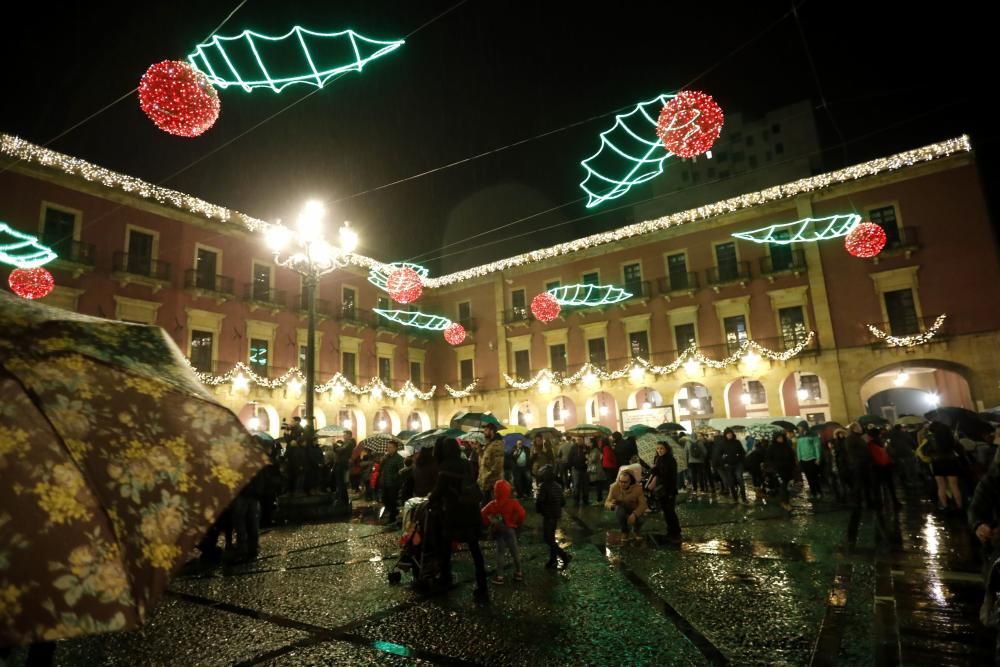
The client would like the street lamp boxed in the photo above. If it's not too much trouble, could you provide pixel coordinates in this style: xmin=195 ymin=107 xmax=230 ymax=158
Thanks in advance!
xmin=266 ymin=200 xmax=358 ymax=441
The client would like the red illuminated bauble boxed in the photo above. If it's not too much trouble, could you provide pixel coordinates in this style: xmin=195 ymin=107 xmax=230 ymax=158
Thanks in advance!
xmin=443 ymin=322 xmax=466 ymax=346
xmin=656 ymin=91 xmax=724 ymax=158
xmin=386 ymin=267 xmax=423 ymax=304
xmin=139 ymin=60 xmax=220 ymax=137
xmin=9 ymin=267 xmax=55 ymax=299
xmin=844 ymin=222 xmax=887 ymax=258
xmin=531 ymin=292 xmax=561 ymax=322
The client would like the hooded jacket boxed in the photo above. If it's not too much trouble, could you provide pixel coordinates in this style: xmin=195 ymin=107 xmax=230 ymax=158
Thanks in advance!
xmin=604 ymin=470 xmax=648 ymax=516
xmin=478 ymin=436 xmax=506 ymax=492
xmin=481 ymin=479 xmax=526 ymax=529
xmin=535 ymin=465 xmax=565 ymax=519
xmin=718 ymin=429 xmax=745 ymax=467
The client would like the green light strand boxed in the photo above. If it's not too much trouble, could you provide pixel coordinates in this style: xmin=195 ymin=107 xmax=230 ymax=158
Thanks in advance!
xmin=0 ymin=222 xmax=58 ymax=269
xmin=187 ymin=26 xmax=404 ymax=92
xmin=367 ymin=262 xmax=429 ymax=291
xmin=579 ymin=94 xmax=675 ymax=208
xmin=548 ymin=284 xmax=632 ymax=307
xmin=730 ymin=214 xmax=862 ymax=244
xmin=373 ymin=308 xmax=452 ymax=331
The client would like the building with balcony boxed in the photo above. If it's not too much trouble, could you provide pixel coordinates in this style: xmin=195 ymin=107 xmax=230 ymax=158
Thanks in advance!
xmin=2 ymin=132 xmax=997 ymax=437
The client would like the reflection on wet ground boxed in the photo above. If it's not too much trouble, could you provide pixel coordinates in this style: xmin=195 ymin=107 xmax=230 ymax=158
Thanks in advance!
xmin=5 ymin=488 xmax=996 ymax=665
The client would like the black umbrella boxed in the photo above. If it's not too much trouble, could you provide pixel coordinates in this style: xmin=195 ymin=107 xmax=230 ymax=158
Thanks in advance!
xmin=925 ymin=407 xmax=979 ymax=428
xmin=525 ymin=427 xmax=561 ymax=440
xmin=857 ymin=415 xmax=890 ymax=427
xmin=771 ymin=420 xmax=796 ymax=431
xmin=656 ymin=422 xmax=684 ymax=432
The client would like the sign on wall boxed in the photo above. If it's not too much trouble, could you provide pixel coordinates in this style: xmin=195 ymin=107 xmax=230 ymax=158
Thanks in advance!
xmin=620 ymin=406 xmax=674 ymax=431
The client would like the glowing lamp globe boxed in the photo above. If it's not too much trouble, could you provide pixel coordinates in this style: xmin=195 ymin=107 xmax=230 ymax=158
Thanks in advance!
xmin=844 ymin=222 xmax=887 ymax=258
xmin=386 ymin=266 xmax=423 ymax=304
xmin=139 ymin=60 xmax=221 ymax=137
xmin=443 ymin=322 xmax=466 ymax=346
xmin=9 ymin=267 xmax=54 ymax=299
xmin=656 ymin=91 xmax=724 ymax=158
xmin=530 ymin=292 xmax=561 ymax=322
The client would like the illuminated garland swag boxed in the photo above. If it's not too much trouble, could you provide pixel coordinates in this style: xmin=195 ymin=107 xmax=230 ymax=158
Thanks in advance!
xmin=867 ymin=314 xmax=946 ymax=347
xmin=504 ymin=333 xmax=816 ymax=390
xmin=187 ymin=360 xmax=436 ymax=400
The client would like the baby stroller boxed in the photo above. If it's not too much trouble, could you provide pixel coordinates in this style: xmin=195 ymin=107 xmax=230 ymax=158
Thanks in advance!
xmin=388 ymin=496 xmax=440 ymax=587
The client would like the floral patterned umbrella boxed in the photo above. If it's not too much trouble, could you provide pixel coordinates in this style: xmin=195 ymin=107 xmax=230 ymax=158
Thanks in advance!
xmin=0 ymin=292 xmax=268 ymax=647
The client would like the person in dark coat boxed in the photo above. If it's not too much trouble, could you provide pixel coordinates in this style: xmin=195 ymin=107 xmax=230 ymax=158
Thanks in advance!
xmin=428 ymin=437 xmax=488 ymax=601
xmin=845 ymin=422 xmax=875 ymax=508
xmin=536 ymin=464 xmax=572 ymax=569
xmin=304 ymin=438 xmax=324 ymax=494
xmin=823 ymin=429 xmax=849 ymax=504
xmin=379 ymin=442 xmax=405 ymax=522
xmin=719 ymin=428 xmax=747 ymax=503
xmin=767 ymin=432 xmax=797 ymax=511
xmin=397 ymin=453 xmax=415 ymax=508
xmin=412 ymin=446 xmax=439 ymax=497
xmin=652 ymin=442 xmax=681 ymax=542
xmin=285 ymin=439 xmax=307 ymax=495
xmin=745 ymin=439 xmax=768 ymax=500
xmin=613 ymin=434 xmax=632 ymax=469
xmin=568 ymin=440 xmax=591 ymax=506
xmin=332 ymin=437 xmax=353 ymax=506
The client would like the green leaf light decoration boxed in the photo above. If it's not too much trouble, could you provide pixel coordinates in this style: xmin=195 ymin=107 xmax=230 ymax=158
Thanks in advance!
xmin=367 ymin=262 xmax=429 ymax=291
xmin=548 ymin=284 xmax=632 ymax=307
xmin=187 ymin=27 xmax=404 ymax=92
xmin=373 ymin=308 xmax=453 ymax=331
xmin=579 ymin=94 xmax=675 ymax=208
xmin=730 ymin=214 xmax=861 ymax=245
xmin=0 ymin=222 xmax=58 ymax=269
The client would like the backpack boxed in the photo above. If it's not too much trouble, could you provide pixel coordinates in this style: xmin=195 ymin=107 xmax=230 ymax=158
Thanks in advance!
xmin=690 ymin=440 xmax=707 ymax=461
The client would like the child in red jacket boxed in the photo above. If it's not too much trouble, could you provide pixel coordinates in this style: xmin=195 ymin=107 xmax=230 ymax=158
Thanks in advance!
xmin=481 ymin=479 xmax=526 ymax=584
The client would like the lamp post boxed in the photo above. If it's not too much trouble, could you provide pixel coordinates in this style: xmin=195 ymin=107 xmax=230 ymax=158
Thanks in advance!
xmin=266 ymin=201 xmax=358 ymax=441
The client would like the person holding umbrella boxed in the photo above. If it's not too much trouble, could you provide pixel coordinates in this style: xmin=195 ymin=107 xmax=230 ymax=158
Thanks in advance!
xmin=477 ymin=420 xmax=506 ymax=505
xmin=379 ymin=441 xmax=405 ymax=523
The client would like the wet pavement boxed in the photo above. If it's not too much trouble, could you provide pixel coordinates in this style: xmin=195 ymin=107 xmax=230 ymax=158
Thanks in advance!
xmin=4 ymin=485 xmax=995 ymax=666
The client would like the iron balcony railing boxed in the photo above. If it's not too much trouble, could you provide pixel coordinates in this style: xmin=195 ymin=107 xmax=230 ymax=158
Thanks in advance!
xmin=657 ymin=272 xmax=700 ymax=294
xmin=112 ymin=251 xmax=171 ymax=281
xmin=244 ymin=284 xmax=286 ymax=307
xmin=51 ymin=239 xmax=96 ymax=266
xmin=706 ymin=261 xmax=752 ymax=286
xmin=184 ymin=269 xmax=234 ymax=295
xmin=759 ymin=248 xmax=807 ymax=275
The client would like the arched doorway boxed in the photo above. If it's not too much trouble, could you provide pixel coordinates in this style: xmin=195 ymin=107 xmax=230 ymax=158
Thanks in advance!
xmin=627 ymin=387 xmax=664 ymax=410
xmin=724 ymin=378 xmax=768 ymax=419
xmin=780 ymin=371 xmax=831 ymax=425
xmin=338 ymin=405 xmax=366 ymax=440
xmin=405 ymin=410 xmax=431 ymax=433
xmin=584 ymin=391 xmax=619 ymax=430
xmin=859 ymin=362 xmax=973 ymax=424
xmin=510 ymin=401 xmax=539 ymax=428
xmin=547 ymin=395 xmax=577 ymax=429
xmin=674 ymin=382 xmax=713 ymax=432
xmin=238 ymin=401 xmax=280 ymax=436
xmin=373 ymin=407 xmax=401 ymax=434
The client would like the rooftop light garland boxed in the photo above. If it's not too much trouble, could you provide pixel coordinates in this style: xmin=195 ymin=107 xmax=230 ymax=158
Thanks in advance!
xmin=867 ymin=314 xmax=946 ymax=347
xmin=503 ymin=333 xmax=815 ymax=390
xmin=0 ymin=134 xmax=970 ymax=287
xmin=186 ymin=360 xmax=435 ymax=399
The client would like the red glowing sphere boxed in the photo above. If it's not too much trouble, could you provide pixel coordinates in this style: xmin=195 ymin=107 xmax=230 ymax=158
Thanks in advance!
xmin=443 ymin=322 xmax=466 ymax=346
xmin=139 ymin=60 xmax=220 ymax=137
xmin=531 ymin=292 xmax=561 ymax=322
xmin=386 ymin=267 xmax=423 ymax=304
xmin=656 ymin=91 xmax=724 ymax=158
xmin=9 ymin=267 xmax=55 ymax=299
xmin=844 ymin=222 xmax=887 ymax=258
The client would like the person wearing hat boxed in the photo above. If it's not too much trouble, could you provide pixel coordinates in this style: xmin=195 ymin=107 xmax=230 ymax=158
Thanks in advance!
xmin=477 ymin=421 xmax=506 ymax=505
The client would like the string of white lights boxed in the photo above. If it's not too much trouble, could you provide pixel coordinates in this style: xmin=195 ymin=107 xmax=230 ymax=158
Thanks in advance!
xmin=867 ymin=314 xmax=946 ymax=347
xmin=0 ymin=134 xmax=970 ymax=290
xmin=186 ymin=359 xmax=435 ymax=400
xmin=444 ymin=379 xmax=480 ymax=398
xmin=504 ymin=333 xmax=815 ymax=390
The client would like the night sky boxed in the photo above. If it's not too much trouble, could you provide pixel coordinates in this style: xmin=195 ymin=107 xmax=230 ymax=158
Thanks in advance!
xmin=1 ymin=1 xmax=994 ymax=273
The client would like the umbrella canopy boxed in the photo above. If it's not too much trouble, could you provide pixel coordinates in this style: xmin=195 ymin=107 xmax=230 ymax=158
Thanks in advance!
xmin=499 ymin=425 xmax=528 ymax=436
xmin=980 ymin=413 xmax=1000 ymax=425
xmin=503 ymin=433 xmax=530 ymax=452
xmin=396 ymin=430 xmax=418 ymax=441
xmin=656 ymin=422 xmax=685 ymax=432
xmin=771 ymin=420 xmax=797 ymax=431
xmin=450 ymin=412 xmax=504 ymax=431
xmin=923 ymin=407 xmax=992 ymax=437
xmin=525 ymin=427 xmax=562 ymax=441
xmin=315 ymin=424 xmax=351 ymax=439
xmin=565 ymin=424 xmax=612 ymax=437
xmin=857 ymin=415 xmax=889 ymax=427
xmin=250 ymin=431 xmax=275 ymax=444
xmin=807 ymin=421 xmax=842 ymax=438
xmin=359 ymin=433 xmax=403 ymax=456
xmin=748 ymin=423 xmax=783 ymax=440
xmin=896 ymin=415 xmax=927 ymax=426
xmin=406 ymin=428 xmax=464 ymax=451
xmin=459 ymin=430 xmax=488 ymax=446
xmin=0 ymin=293 xmax=268 ymax=647
xmin=626 ymin=424 xmax=657 ymax=437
